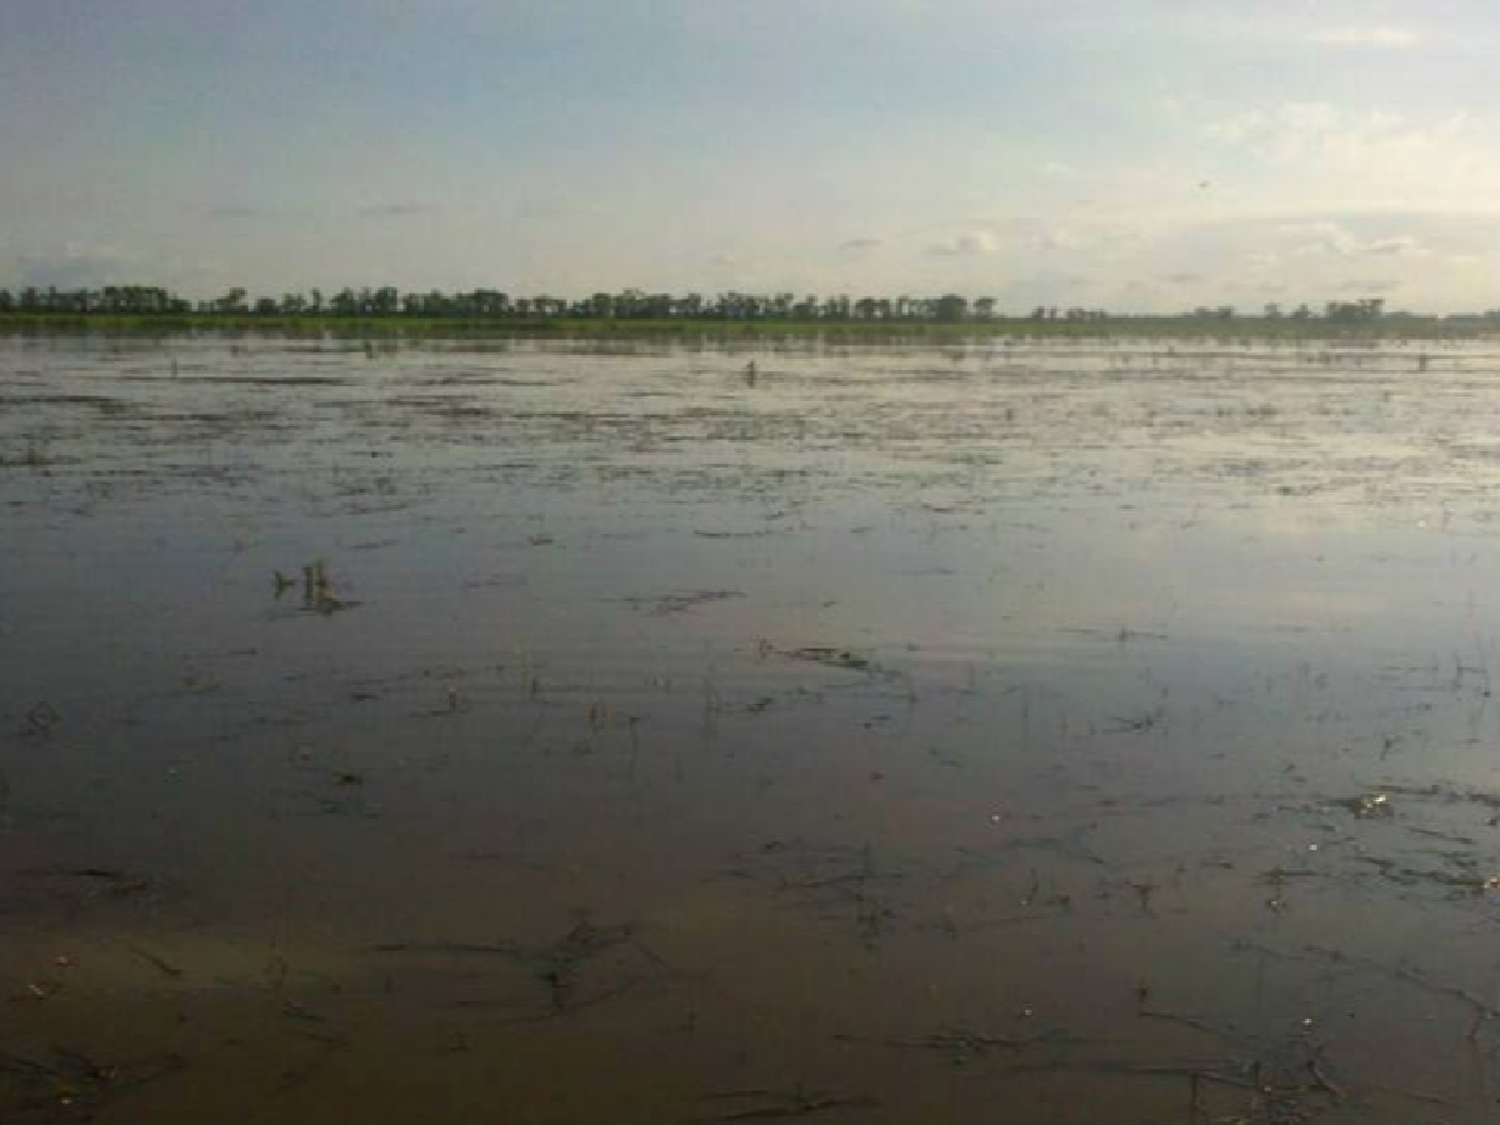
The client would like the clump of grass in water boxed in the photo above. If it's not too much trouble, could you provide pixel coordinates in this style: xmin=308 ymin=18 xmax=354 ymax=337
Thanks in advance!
xmin=272 ymin=559 xmax=356 ymax=614
xmin=303 ymin=560 xmax=345 ymax=613
xmin=0 ymin=441 xmax=51 ymax=468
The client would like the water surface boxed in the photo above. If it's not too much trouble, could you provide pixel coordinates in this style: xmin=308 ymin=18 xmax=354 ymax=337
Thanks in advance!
xmin=3 ymin=333 xmax=1500 ymax=1122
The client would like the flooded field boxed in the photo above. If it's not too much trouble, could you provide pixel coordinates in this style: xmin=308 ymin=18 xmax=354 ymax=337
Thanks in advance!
xmin=6 ymin=332 xmax=1500 ymax=1122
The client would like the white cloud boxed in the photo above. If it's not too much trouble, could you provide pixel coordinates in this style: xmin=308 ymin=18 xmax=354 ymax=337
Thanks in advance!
xmin=1277 ymin=222 xmax=1434 ymax=259
xmin=1028 ymin=227 xmax=1082 ymax=252
xmin=1189 ymin=100 xmax=1496 ymax=217
xmin=1122 ymin=208 xmax=1500 ymax=312
xmin=1200 ymin=102 xmax=1417 ymax=163
xmin=1309 ymin=27 xmax=1424 ymax=48
xmin=1363 ymin=235 xmax=1429 ymax=257
xmin=927 ymin=231 xmax=997 ymax=258
xmin=1334 ymin=277 xmax=1400 ymax=293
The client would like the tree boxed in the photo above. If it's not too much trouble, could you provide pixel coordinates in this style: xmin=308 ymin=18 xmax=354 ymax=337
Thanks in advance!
xmin=935 ymin=295 xmax=969 ymax=322
xmin=214 ymin=287 xmax=248 ymax=314
xmin=1325 ymin=299 xmax=1384 ymax=323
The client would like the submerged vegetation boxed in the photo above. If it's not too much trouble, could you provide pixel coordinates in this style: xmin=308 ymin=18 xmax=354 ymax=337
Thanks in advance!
xmin=2 ymin=284 xmax=1499 ymax=337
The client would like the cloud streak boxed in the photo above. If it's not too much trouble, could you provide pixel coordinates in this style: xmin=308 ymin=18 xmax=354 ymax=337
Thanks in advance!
xmin=1308 ymin=27 xmax=1425 ymax=48
xmin=927 ymin=232 xmax=996 ymax=258
xmin=356 ymin=202 xmax=439 ymax=218
xmin=207 ymin=204 xmax=265 ymax=220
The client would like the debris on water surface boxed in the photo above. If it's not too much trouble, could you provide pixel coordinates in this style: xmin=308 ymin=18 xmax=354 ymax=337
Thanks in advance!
xmin=703 ymin=1085 xmax=876 ymax=1121
xmin=623 ymin=590 xmax=743 ymax=616
xmin=1329 ymin=793 xmax=1394 ymax=819
xmin=782 ymin=647 xmax=874 ymax=672
xmin=0 ymin=1046 xmax=186 ymax=1119
xmin=24 ymin=701 xmax=61 ymax=737
xmin=130 ymin=946 xmax=184 ymax=979
xmin=370 ymin=915 xmax=644 ymax=1019
xmin=836 ymin=1025 xmax=1072 ymax=1066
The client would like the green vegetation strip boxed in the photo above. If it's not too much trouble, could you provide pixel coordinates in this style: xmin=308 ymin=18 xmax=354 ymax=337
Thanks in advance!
xmin=0 ymin=313 xmax=1491 ymax=340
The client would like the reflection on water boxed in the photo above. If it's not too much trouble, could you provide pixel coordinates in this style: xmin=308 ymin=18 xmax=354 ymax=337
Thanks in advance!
xmin=3 ymin=333 xmax=1500 ymax=1121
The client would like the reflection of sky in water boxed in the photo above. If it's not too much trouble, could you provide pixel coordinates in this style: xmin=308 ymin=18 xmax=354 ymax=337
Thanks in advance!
xmin=6 ymin=336 xmax=1499 ymax=775
xmin=7 ymin=334 xmax=1500 ymax=707
xmin=7 ymin=336 xmax=1500 ymax=1120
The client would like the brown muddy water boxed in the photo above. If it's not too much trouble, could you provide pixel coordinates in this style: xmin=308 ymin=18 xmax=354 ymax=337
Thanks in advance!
xmin=3 ymin=333 xmax=1500 ymax=1123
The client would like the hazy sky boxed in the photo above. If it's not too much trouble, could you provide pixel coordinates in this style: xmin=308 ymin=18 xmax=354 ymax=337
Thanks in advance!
xmin=2 ymin=0 xmax=1497 ymax=311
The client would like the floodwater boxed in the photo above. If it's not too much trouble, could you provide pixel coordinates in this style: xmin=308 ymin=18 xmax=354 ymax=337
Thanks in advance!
xmin=3 ymin=332 xmax=1500 ymax=1123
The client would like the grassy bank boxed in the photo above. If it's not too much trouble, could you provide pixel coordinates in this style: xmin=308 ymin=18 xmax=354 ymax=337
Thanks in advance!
xmin=0 ymin=311 xmax=1491 ymax=341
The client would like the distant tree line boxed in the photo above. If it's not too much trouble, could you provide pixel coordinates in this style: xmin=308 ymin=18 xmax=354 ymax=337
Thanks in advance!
xmin=0 ymin=286 xmax=1003 ymax=321
xmin=1195 ymin=298 xmax=1390 ymax=323
xmin=0 ymin=285 xmax=1494 ymax=324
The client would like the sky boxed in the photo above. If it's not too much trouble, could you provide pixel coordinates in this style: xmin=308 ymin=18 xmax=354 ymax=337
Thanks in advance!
xmin=1 ymin=0 xmax=1498 ymax=312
